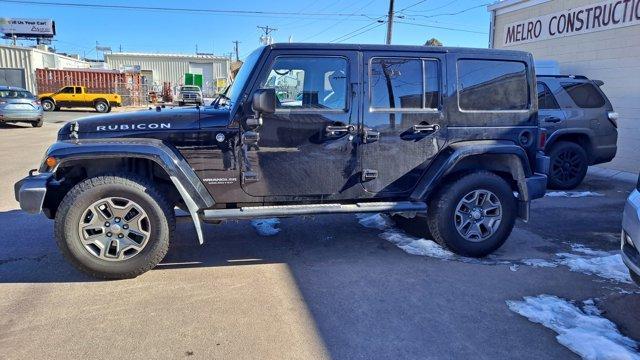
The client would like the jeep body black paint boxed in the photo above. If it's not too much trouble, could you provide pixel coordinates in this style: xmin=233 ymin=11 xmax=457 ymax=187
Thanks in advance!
xmin=15 ymin=43 xmax=550 ymax=279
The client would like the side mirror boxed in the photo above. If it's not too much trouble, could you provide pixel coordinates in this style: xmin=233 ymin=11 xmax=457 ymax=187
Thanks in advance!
xmin=252 ymin=88 xmax=276 ymax=115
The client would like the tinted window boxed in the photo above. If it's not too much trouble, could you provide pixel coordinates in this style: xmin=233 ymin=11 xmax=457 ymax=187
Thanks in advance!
xmin=370 ymin=58 xmax=440 ymax=110
xmin=262 ymin=57 xmax=347 ymax=110
xmin=457 ymin=59 xmax=529 ymax=111
xmin=0 ymin=90 xmax=34 ymax=99
xmin=561 ymin=82 xmax=605 ymax=108
xmin=59 ymin=87 xmax=74 ymax=94
xmin=536 ymin=82 xmax=559 ymax=109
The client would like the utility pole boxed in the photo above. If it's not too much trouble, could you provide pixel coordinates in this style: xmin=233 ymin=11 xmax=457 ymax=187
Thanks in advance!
xmin=232 ymin=40 xmax=240 ymax=61
xmin=257 ymin=25 xmax=277 ymax=45
xmin=385 ymin=0 xmax=395 ymax=45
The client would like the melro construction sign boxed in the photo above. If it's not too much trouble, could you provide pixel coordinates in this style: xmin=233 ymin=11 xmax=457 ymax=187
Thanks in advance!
xmin=502 ymin=0 xmax=640 ymax=46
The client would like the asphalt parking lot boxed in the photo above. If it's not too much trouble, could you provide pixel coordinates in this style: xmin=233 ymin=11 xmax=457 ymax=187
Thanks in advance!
xmin=1 ymin=110 xmax=639 ymax=359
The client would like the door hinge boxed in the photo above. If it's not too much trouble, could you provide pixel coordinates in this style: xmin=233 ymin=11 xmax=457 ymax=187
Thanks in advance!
xmin=242 ymin=171 xmax=259 ymax=183
xmin=362 ymin=169 xmax=378 ymax=182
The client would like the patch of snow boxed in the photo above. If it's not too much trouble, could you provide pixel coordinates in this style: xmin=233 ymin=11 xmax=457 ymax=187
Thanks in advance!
xmin=522 ymin=258 xmax=558 ymax=268
xmin=507 ymin=295 xmax=640 ymax=360
xmin=250 ymin=218 xmax=281 ymax=236
xmin=510 ymin=264 xmax=519 ymax=272
xmin=379 ymin=229 xmax=455 ymax=260
xmin=545 ymin=191 xmax=604 ymax=198
xmin=582 ymin=299 xmax=602 ymax=316
xmin=557 ymin=252 xmax=632 ymax=284
xmin=571 ymin=244 xmax=611 ymax=257
xmin=356 ymin=213 xmax=393 ymax=230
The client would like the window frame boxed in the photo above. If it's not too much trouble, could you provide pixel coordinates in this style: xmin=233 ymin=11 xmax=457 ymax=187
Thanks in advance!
xmin=368 ymin=56 xmax=442 ymax=113
xmin=261 ymin=55 xmax=350 ymax=113
xmin=456 ymin=58 xmax=531 ymax=113
xmin=536 ymin=81 xmax=560 ymax=110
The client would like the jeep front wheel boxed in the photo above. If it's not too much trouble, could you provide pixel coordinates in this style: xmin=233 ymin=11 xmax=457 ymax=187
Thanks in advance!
xmin=427 ymin=171 xmax=516 ymax=257
xmin=94 ymin=100 xmax=109 ymax=113
xmin=54 ymin=174 xmax=174 ymax=279
xmin=41 ymin=99 xmax=55 ymax=112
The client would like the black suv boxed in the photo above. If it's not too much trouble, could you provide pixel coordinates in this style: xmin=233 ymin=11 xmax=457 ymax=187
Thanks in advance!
xmin=15 ymin=44 xmax=548 ymax=279
xmin=537 ymin=75 xmax=618 ymax=189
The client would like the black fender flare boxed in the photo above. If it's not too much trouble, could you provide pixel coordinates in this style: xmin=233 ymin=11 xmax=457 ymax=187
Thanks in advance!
xmin=44 ymin=139 xmax=214 ymax=243
xmin=410 ymin=140 xmax=536 ymax=202
xmin=545 ymin=128 xmax=595 ymax=152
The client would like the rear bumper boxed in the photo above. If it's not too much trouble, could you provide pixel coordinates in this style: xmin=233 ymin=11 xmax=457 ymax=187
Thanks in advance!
xmin=591 ymin=144 xmax=617 ymax=165
xmin=622 ymin=190 xmax=640 ymax=278
xmin=14 ymin=172 xmax=53 ymax=214
xmin=526 ymin=151 xmax=549 ymax=200
xmin=0 ymin=109 xmax=43 ymax=121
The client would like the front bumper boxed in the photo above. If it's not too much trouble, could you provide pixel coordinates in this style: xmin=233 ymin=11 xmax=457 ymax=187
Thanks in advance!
xmin=14 ymin=171 xmax=53 ymax=214
xmin=622 ymin=190 xmax=640 ymax=277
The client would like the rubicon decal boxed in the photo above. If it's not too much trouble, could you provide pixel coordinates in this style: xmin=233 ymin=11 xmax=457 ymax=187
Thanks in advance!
xmin=96 ymin=123 xmax=171 ymax=131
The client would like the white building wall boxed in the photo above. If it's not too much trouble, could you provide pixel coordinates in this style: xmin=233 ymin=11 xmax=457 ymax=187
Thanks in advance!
xmin=0 ymin=45 xmax=89 ymax=93
xmin=104 ymin=53 xmax=230 ymax=95
xmin=490 ymin=0 xmax=640 ymax=173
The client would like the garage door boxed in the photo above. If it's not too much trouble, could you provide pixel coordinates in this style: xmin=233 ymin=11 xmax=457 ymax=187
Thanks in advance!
xmin=0 ymin=68 xmax=26 ymax=89
xmin=189 ymin=62 xmax=213 ymax=95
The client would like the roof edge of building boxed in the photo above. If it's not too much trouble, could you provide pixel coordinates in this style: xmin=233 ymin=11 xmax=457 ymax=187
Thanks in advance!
xmin=104 ymin=52 xmax=229 ymax=60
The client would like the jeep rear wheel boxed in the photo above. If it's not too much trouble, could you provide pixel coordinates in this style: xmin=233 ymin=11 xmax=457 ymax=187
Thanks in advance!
xmin=94 ymin=100 xmax=109 ymax=113
xmin=548 ymin=141 xmax=588 ymax=190
xmin=41 ymin=99 xmax=55 ymax=112
xmin=427 ymin=171 xmax=516 ymax=257
xmin=54 ymin=174 xmax=174 ymax=279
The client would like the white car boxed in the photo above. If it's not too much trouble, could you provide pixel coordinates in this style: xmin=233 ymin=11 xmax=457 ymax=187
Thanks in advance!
xmin=177 ymin=86 xmax=202 ymax=106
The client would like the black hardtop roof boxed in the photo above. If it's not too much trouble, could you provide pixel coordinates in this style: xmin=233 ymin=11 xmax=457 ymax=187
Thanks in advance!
xmin=266 ymin=43 xmax=531 ymax=58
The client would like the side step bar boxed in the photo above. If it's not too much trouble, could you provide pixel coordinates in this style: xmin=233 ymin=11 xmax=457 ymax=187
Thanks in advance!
xmin=203 ymin=201 xmax=427 ymax=220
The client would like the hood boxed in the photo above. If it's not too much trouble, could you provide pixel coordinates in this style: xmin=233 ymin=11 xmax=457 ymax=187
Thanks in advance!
xmin=57 ymin=106 xmax=229 ymax=140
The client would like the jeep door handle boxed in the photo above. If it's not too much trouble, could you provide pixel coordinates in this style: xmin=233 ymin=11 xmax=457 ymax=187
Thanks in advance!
xmin=412 ymin=124 xmax=440 ymax=134
xmin=543 ymin=116 xmax=561 ymax=123
xmin=325 ymin=125 xmax=355 ymax=137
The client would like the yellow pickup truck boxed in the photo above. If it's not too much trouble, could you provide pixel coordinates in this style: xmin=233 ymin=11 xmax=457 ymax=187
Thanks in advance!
xmin=39 ymin=86 xmax=121 ymax=113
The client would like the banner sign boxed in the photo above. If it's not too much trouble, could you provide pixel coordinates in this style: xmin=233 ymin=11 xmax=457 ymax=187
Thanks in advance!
xmin=0 ymin=18 xmax=56 ymax=37
xmin=502 ymin=0 xmax=640 ymax=46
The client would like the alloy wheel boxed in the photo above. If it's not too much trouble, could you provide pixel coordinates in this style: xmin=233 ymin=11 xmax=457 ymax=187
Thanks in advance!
xmin=454 ymin=189 xmax=503 ymax=242
xmin=78 ymin=197 xmax=151 ymax=261
xmin=551 ymin=149 xmax=583 ymax=185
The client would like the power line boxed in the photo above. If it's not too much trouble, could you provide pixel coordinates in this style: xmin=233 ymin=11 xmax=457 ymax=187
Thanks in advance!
xmin=408 ymin=3 xmax=490 ymax=19
xmin=394 ymin=20 xmax=488 ymax=34
xmin=300 ymin=0 xmax=378 ymax=42
xmin=0 ymin=0 xmax=383 ymax=18
xmin=335 ymin=22 xmax=386 ymax=43
xmin=330 ymin=21 xmax=385 ymax=43
xmin=401 ymin=0 xmax=461 ymax=13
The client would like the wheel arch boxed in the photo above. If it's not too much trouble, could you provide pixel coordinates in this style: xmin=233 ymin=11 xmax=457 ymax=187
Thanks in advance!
xmin=546 ymin=129 xmax=594 ymax=162
xmin=411 ymin=140 xmax=539 ymax=218
xmin=42 ymin=140 xmax=213 ymax=243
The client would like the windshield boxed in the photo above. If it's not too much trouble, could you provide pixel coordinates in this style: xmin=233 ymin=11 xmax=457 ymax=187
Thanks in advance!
xmin=0 ymin=90 xmax=35 ymax=99
xmin=227 ymin=47 xmax=264 ymax=105
xmin=180 ymin=86 xmax=200 ymax=92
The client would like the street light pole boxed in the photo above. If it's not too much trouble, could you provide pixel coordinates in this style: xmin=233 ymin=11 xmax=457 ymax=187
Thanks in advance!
xmin=385 ymin=0 xmax=395 ymax=45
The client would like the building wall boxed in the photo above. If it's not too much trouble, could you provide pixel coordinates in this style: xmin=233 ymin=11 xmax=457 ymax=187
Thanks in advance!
xmin=0 ymin=45 xmax=89 ymax=93
xmin=104 ymin=53 xmax=230 ymax=95
xmin=491 ymin=0 xmax=640 ymax=173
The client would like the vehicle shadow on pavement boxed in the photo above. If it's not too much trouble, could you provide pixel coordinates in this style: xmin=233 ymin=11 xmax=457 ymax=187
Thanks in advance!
xmin=0 ymin=210 xmax=94 ymax=283
xmin=0 ymin=123 xmax=30 ymax=130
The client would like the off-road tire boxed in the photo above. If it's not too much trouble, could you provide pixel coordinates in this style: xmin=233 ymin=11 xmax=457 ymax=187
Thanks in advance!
xmin=41 ymin=99 xmax=55 ymax=112
xmin=94 ymin=100 xmax=110 ymax=113
xmin=54 ymin=174 xmax=175 ymax=279
xmin=427 ymin=171 xmax=516 ymax=257
xmin=548 ymin=141 xmax=588 ymax=190
xmin=31 ymin=118 xmax=44 ymax=127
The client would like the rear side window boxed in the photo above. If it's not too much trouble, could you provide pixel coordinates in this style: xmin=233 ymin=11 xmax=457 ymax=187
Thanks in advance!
xmin=369 ymin=57 xmax=440 ymax=110
xmin=457 ymin=59 xmax=529 ymax=111
xmin=561 ymin=82 xmax=605 ymax=108
xmin=536 ymin=82 xmax=559 ymax=109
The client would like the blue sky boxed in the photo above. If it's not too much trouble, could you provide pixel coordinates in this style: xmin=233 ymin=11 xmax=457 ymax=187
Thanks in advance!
xmin=1 ymin=0 xmax=491 ymax=59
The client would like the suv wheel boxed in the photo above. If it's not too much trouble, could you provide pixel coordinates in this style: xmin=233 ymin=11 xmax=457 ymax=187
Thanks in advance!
xmin=54 ymin=174 xmax=174 ymax=279
xmin=427 ymin=171 xmax=516 ymax=257
xmin=548 ymin=141 xmax=588 ymax=190
xmin=41 ymin=99 xmax=55 ymax=112
xmin=94 ymin=100 xmax=109 ymax=113
xmin=31 ymin=118 xmax=44 ymax=127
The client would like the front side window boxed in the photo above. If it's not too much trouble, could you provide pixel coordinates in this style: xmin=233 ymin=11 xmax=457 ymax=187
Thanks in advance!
xmin=561 ymin=82 xmax=605 ymax=108
xmin=261 ymin=56 xmax=347 ymax=110
xmin=457 ymin=59 xmax=529 ymax=111
xmin=536 ymin=82 xmax=559 ymax=109
xmin=369 ymin=58 xmax=440 ymax=110
xmin=60 ymin=87 xmax=74 ymax=94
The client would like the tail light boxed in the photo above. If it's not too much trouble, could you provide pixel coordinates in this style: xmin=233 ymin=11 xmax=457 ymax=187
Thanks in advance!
xmin=32 ymin=100 xmax=40 ymax=106
xmin=538 ymin=128 xmax=547 ymax=150
xmin=608 ymin=111 xmax=619 ymax=128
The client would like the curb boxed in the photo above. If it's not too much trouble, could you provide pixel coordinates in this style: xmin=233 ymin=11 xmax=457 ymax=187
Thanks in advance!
xmin=588 ymin=166 xmax=638 ymax=184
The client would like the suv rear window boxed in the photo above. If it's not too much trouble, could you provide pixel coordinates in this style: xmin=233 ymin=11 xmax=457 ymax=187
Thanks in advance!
xmin=457 ymin=59 xmax=529 ymax=111
xmin=561 ymin=82 xmax=605 ymax=108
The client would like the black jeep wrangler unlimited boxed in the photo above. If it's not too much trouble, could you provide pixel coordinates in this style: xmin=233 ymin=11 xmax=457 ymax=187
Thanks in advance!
xmin=15 ymin=44 xmax=549 ymax=279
